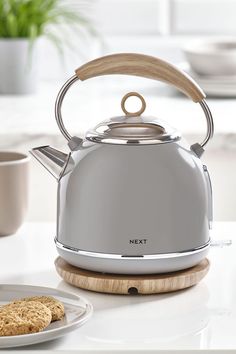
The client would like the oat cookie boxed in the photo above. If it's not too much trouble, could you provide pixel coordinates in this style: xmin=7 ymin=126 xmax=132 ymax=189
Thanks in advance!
xmin=16 ymin=296 xmax=65 ymax=322
xmin=0 ymin=301 xmax=52 ymax=336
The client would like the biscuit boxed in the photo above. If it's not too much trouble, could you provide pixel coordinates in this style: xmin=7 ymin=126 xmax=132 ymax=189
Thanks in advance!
xmin=15 ymin=296 xmax=65 ymax=322
xmin=0 ymin=301 xmax=52 ymax=336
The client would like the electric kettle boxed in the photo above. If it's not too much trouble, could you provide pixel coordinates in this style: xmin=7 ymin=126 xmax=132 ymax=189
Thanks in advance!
xmin=30 ymin=53 xmax=214 ymax=274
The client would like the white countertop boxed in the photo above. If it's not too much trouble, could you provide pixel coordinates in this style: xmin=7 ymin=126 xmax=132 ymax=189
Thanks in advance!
xmin=0 ymin=222 xmax=235 ymax=352
xmin=1 ymin=79 xmax=236 ymax=151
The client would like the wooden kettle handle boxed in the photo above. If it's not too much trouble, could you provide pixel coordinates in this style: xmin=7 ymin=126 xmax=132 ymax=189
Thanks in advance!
xmin=75 ymin=53 xmax=205 ymax=103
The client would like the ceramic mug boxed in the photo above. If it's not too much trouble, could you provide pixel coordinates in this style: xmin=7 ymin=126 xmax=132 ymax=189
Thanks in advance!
xmin=0 ymin=152 xmax=30 ymax=236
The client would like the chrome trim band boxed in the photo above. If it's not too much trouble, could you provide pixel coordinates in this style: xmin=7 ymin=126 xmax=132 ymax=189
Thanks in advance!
xmin=85 ymin=132 xmax=181 ymax=145
xmin=55 ymin=238 xmax=211 ymax=260
xmin=54 ymin=76 xmax=214 ymax=148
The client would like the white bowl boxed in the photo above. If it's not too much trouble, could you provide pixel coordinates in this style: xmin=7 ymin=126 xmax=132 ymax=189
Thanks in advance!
xmin=183 ymin=40 xmax=236 ymax=76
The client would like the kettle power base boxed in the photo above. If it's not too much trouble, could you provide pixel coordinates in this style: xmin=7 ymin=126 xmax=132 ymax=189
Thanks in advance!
xmin=55 ymin=257 xmax=210 ymax=295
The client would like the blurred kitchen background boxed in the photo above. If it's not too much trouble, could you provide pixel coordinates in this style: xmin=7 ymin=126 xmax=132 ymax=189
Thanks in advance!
xmin=0 ymin=0 xmax=236 ymax=221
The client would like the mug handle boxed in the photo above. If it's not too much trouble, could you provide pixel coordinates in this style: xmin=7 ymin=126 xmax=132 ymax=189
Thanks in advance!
xmin=55 ymin=53 xmax=213 ymax=153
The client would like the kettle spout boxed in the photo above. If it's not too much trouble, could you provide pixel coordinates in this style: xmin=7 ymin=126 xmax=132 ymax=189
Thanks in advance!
xmin=30 ymin=145 xmax=73 ymax=180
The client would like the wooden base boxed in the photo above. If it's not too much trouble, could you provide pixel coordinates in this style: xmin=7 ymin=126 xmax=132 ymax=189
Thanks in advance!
xmin=55 ymin=257 xmax=210 ymax=295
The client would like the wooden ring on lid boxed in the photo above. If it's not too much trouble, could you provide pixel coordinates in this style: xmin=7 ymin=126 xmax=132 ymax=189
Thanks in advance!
xmin=121 ymin=92 xmax=146 ymax=116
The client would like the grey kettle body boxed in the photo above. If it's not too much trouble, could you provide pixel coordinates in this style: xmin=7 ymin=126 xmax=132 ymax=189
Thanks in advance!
xmin=31 ymin=53 xmax=214 ymax=274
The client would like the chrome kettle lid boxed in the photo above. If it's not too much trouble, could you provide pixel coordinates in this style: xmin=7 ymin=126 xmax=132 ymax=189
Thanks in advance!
xmin=86 ymin=92 xmax=181 ymax=145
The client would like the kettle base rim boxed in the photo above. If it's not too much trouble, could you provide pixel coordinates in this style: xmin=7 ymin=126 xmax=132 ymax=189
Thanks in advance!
xmin=55 ymin=239 xmax=210 ymax=275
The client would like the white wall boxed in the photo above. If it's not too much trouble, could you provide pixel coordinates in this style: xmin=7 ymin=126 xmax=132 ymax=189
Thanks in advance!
xmin=38 ymin=0 xmax=236 ymax=80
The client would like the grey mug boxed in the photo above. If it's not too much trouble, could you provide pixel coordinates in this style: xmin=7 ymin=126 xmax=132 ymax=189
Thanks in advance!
xmin=0 ymin=152 xmax=30 ymax=236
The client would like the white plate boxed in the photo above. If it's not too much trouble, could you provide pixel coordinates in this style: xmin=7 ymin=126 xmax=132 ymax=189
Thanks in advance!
xmin=0 ymin=284 xmax=93 ymax=348
xmin=179 ymin=62 xmax=236 ymax=97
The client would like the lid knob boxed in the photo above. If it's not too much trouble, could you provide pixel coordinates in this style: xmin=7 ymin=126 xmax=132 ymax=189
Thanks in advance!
xmin=121 ymin=92 xmax=146 ymax=116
